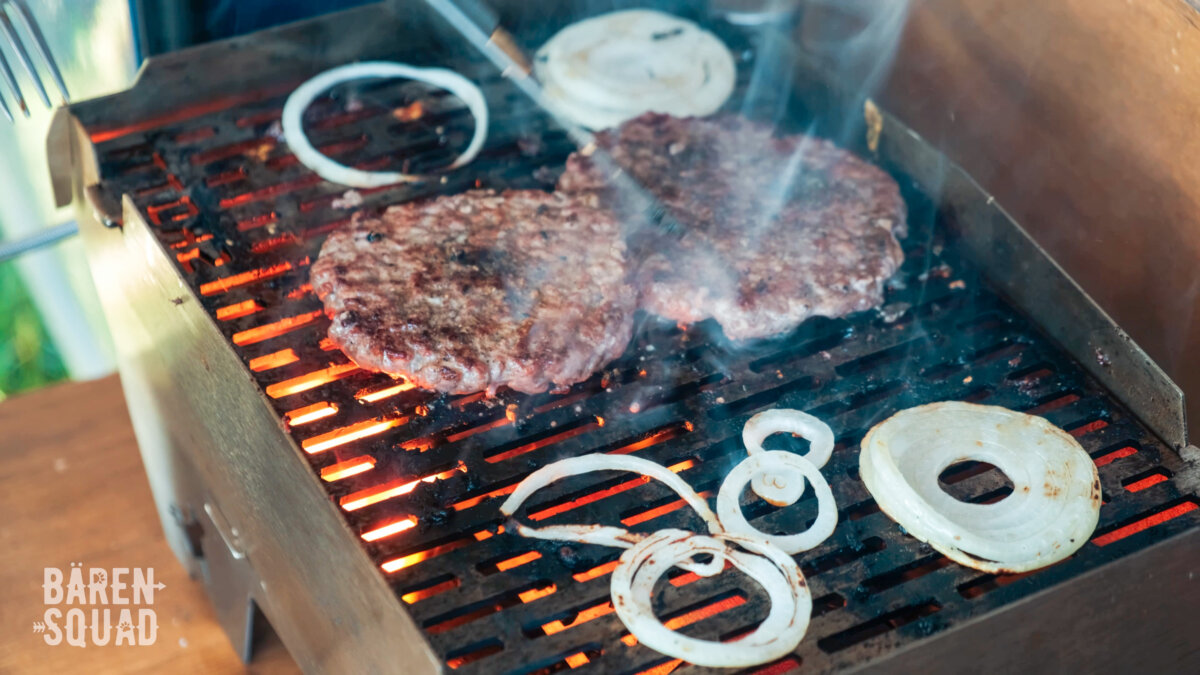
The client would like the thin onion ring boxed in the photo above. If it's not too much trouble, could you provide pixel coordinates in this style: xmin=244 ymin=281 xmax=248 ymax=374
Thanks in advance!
xmin=281 ymin=62 xmax=488 ymax=187
xmin=742 ymin=408 xmax=835 ymax=505
xmin=499 ymin=454 xmax=721 ymax=545
xmin=610 ymin=529 xmax=811 ymax=667
xmin=716 ymin=451 xmax=838 ymax=554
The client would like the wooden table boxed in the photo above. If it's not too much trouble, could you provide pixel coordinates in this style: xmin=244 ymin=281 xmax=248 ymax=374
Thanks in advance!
xmin=0 ymin=375 xmax=299 ymax=674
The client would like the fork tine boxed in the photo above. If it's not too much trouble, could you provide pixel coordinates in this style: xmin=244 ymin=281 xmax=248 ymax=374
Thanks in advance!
xmin=0 ymin=9 xmax=49 ymax=108
xmin=5 ymin=0 xmax=68 ymax=102
xmin=0 ymin=88 xmax=13 ymax=123
xmin=0 ymin=45 xmax=28 ymax=117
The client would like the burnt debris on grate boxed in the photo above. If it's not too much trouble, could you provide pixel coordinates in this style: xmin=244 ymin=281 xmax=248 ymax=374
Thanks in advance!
xmin=89 ymin=47 xmax=1200 ymax=675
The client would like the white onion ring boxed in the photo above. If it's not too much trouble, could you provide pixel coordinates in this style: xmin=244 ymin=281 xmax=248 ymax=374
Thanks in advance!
xmin=281 ymin=62 xmax=488 ymax=187
xmin=717 ymin=451 xmax=838 ymax=554
xmin=610 ymin=529 xmax=811 ymax=667
xmin=743 ymin=408 xmax=835 ymax=505
xmin=859 ymin=401 xmax=1102 ymax=573
xmin=534 ymin=10 xmax=736 ymax=129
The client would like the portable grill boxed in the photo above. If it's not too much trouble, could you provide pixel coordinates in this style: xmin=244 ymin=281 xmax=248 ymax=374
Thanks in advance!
xmin=47 ymin=2 xmax=1200 ymax=673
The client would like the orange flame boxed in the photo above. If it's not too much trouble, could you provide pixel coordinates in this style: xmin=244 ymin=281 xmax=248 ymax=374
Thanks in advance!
xmin=636 ymin=659 xmax=684 ymax=675
xmin=542 ymin=601 xmax=613 ymax=635
xmin=380 ymin=533 xmax=475 ymax=573
xmin=249 ymin=348 xmax=300 ymax=372
xmin=301 ymin=416 xmax=406 ymax=454
xmin=362 ymin=517 xmax=417 ymax=542
xmin=320 ymin=456 xmax=377 ymax=481
xmin=284 ymin=401 xmax=338 ymax=426
xmin=216 ymin=299 xmax=264 ymax=321
xmin=356 ymin=381 xmax=417 ymax=402
xmin=495 ymin=551 xmax=541 ymax=572
xmin=1092 ymin=501 xmax=1198 ymax=547
xmin=342 ymin=465 xmax=464 ymax=512
xmin=486 ymin=423 xmax=598 ymax=464
xmin=232 ymin=310 xmax=323 ymax=346
xmin=529 ymin=459 xmax=695 ymax=521
xmin=265 ymin=363 xmax=360 ymax=398
xmin=1125 ymin=473 xmax=1168 ymax=492
xmin=573 ymin=560 xmax=619 ymax=583
xmin=402 ymin=577 xmax=460 ymax=604
xmin=620 ymin=595 xmax=746 ymax=646
xmin=1094 ymin=446 xmax=1138 ymax=467
xmin=451 ymin=483 xmax=519 ymax=512
xmin=200 ymin=262 xmax=293 ymax=296
xmin=518 ymin=584 xmax=557 ymax=603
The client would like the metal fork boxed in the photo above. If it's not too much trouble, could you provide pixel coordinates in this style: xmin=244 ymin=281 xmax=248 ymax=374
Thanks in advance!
xmin=0 ymin=0 xmax=69 ymax=122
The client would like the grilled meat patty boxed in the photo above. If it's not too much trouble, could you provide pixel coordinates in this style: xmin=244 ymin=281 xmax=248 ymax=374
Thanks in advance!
xmin=558 ymin=113 xmax=907 ymax=340
xmin=310 ymin=189 xmax=637 ymax=394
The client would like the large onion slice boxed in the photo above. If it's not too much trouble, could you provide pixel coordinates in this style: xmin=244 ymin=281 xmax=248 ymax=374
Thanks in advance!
xmin=859 ymin=401 xmax=1102 ymax=573
xmin=534 ymin=10 xmax=736 ymax=129
xmin=281 ymin=62 xmax=488 ymax=187
xmin=610 ymin=529 xmax=811 ymax=667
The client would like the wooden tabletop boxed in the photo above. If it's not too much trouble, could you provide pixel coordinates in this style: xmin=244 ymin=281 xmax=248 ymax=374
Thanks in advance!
xmin=0 ymin=375 xmax=299 ymax=674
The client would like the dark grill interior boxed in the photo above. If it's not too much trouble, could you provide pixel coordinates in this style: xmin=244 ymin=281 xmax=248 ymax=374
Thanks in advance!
xmin=89 ymin=32 xmax=1199 ymax=675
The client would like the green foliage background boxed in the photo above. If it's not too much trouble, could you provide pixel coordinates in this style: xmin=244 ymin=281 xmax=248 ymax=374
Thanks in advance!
xmin=0 ymin=261 xmax=67 ymax=400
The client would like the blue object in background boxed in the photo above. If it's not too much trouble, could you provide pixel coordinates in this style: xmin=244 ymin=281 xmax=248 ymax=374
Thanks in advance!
xmin=130 ymin=0 xmax=376 ymax=60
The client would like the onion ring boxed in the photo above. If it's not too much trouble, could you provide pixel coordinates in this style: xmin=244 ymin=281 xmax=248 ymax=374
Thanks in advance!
xmin=742 ymin=408 xmax=835 ymax=505
xmin=716 ymin=451 xmax=838 ymax=554
xmin=610 ymin=529 xmax=811 ymax=667
xmin=859 ymin=401 xmax=1102 ymax=573
xmin=281 ymin=62 xmax=488 ymax=187
xmin=534 ymin=10 xmax=736 ymax=129
xmin=500 ymin=454 xmax=720 ymax=546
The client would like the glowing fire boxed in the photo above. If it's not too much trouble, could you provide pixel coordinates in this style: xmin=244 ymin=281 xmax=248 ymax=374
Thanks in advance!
xmin=451 ymin=483 xmax=518 ymax=512
xmin=573 ymin=560 xmax=619 ymax=583
xmin=402 ymin=578 xmax=460 ymax=605
xmin=495 ymin=551 xmax=541 ymax=572
xmin=637 ymin=659 xmax=684 ymax=675
xmin=320 ymin=456 xmax=376 ymax=481
xmin=356 ymin=380 xmax=416 ymax=402
xmin=284 ymin=401 xmax=338 ymax=426
xmin=620 ymin=595 xmax=746 ymax=646
xmin=529 ymin=459 xmax=695 ymax=521
xmin=1092 ymin=501 xmax=1198 ymax=547
xmin=301 ymin=416 xmax=406 ymax=454
xmin=341 ymin=465 xmax=464 ymax=512
xmin=232 ymin=310 xmax=322 ymax=346
xmin=518 ymin=584 xmax=557 ymax=603
xmin=380 ymin=532 xmax=477 ymax=573
xmin=486 ymin=423 xmax=598 ymax=464
xmin=621 ymin=491 xmax=712 ymax=527
xmin=200 ymin=262 xmax=293 ymax=296
xmin=361 ymin=517 xmax=417 ymax=542
xmin=265 ymin=362 xmax=360 ymax=398
xmin=249 ymin=348 xmax=300 ymax=372
xmin=542 ymin=602 xmax=613 ymax=635
xmin=215 ymin=299 xmax=264 ymax=320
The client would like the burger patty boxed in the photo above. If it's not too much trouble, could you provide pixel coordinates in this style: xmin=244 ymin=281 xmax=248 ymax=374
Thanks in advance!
xmin=310 ymin=189 xmax=637 ymax=394
xmin=558 ymin=113 xmax=907 ymax=340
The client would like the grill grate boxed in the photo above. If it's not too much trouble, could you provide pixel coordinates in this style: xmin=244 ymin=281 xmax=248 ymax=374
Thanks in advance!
xmin=90 ymin=41 xmax=1199 ymax=675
